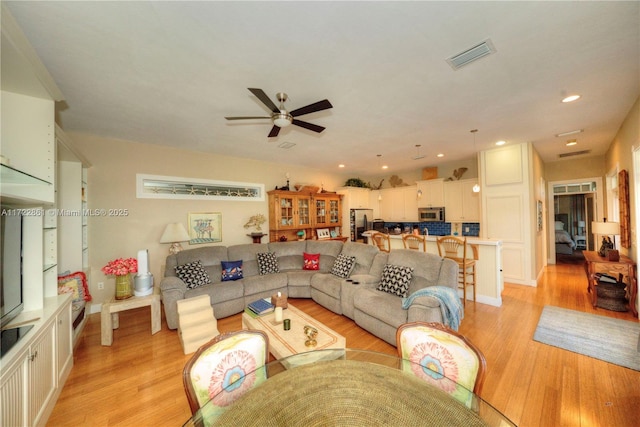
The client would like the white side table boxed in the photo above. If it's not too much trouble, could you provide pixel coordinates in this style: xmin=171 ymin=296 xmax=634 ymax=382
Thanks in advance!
xmin=574 ymin=235 xmax=586 ymax=250
xmin=101 ymin=293 xmax=161 ymax=346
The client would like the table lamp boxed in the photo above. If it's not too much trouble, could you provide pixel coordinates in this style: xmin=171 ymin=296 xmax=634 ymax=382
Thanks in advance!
xmin=577 ymin=220 xmax=585 ymax=235
xmin=160 ymin=223 xmax=190 ymax=255
xmin=591 ymin=219 xmax=620 ymax=260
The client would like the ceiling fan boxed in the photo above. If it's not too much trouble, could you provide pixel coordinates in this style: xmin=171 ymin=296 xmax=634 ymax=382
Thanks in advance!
xmin=225 ymin=88 xmax=333 ymax=138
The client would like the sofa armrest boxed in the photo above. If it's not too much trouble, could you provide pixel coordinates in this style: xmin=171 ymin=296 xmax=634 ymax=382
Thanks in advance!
xmin=406 ymin=295 xmax=444 ymax=323
xmin=160 ymin=276 xmax=188 ymax=330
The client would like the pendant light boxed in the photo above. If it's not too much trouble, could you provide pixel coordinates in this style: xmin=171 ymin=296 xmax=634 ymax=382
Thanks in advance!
xmin=471 ymin=129 xmax=480 ymax=193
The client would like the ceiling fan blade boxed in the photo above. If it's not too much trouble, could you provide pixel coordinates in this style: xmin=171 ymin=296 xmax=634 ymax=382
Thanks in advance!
xmin=292 ymin=119 xmax=325 ymax=133
xmin=268 ymin=125 xmax=281 ymax=138
xmin=248 ymin=88 xmax=280 ymax=113
xmin=225 ymin=116 xmax=272 ymax=120
xmin=289 ymin=99 xmax=333 ymax=117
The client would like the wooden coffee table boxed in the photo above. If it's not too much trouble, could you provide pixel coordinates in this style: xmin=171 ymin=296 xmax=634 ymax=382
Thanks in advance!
xmin=241 ymin=303 xmax=346 ymax=360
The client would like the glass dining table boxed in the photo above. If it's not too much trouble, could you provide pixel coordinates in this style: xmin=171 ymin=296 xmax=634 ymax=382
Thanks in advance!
xmin=184 ymin=348 xmax=515 ymax=427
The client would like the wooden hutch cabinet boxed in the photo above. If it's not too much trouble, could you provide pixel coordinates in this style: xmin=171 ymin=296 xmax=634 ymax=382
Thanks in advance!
xmin=268 ymin=190 xmax=343 ymax=242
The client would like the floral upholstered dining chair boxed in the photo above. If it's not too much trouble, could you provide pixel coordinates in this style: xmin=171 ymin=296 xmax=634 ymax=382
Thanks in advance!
xmin=183 ymin=330 xmax=269 ymax=420
xmin=396 ymin=322 xmax=486 ymax=408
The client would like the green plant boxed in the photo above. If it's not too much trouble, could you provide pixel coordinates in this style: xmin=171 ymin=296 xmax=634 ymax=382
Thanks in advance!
xmin=344 ymin=178 xmax=369 ymax=188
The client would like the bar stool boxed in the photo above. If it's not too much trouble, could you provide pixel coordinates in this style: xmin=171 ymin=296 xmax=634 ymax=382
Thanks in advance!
xmin=436 ymin=236 xmax=477 ymax=306
xmin=371 ymin=231 xmax=391 ymax=252
xmin=402 ymin=234 xmax=427 ymax=252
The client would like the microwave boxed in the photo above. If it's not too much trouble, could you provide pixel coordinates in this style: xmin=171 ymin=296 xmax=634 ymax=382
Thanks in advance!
xmin=418 ymin=207 xmax=445 ymax=222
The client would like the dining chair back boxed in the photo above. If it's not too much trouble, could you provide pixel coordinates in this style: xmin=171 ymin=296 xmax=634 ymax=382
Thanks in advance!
xmin=396 ymin=321 xmax=487 ymax=408
xmin=371 ymin=231 xmax=391 ymax=252
xmin=183 ymin=330 xmax=269 ymax=416
xmin=436 ymin=236 xmax=477 ymax=306
xmin=402 ymin=234 xmax=427 ymax=252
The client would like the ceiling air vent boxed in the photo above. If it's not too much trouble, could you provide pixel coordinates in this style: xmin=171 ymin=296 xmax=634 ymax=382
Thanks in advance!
xmin=559 ymin=150 xmax=591 ymax=158
xmin=447 ymin=39 xmax=496 ymax=70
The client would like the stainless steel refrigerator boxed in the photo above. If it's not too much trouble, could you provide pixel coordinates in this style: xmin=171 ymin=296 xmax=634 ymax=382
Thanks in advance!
xmin=350 ymin=209 xmax=373 ymax=242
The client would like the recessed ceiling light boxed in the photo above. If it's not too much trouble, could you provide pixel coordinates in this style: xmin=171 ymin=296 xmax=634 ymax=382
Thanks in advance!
xmin=555 ymin=129 xmax=584 ymax=137
xmin=437 ymin=153 xmax=444 ymax=158
xmin=382 ymin=165 xmax=389 ymax=170
xmin=562 ymin=94 xmax=581 ymax=103
xmin=338 ymin=164 xmax=345 ymax=168
xmin=495 ymin=140 xmax=506 ymax=146
xmin=566 ymin=140 xmax=577 ymax=146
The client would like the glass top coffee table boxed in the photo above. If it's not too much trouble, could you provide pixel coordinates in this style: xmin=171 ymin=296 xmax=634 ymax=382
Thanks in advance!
xmin=241 ymin=302 xmax=346 ymax=360
xmin=185 ymin=349 xmax=516 ymax=427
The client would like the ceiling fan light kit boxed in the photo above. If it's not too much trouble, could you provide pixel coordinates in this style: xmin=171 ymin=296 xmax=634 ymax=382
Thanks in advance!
xmin=225 ymin=88 xmax=332 ymax=137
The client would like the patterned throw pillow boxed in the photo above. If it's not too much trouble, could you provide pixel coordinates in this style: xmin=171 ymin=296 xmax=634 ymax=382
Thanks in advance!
xmin=377 ymin=264 xmax=414 ymax=297
xmin=221 ymin=260 xmax=243 ymax=281
xmin=176 ymin=260 xmax=212 ymax=289
xmin=303 ymin=252 xmax=320 ymax=270
xmin=58 ymin=271 xmax=91 ymax=303
xmin=257 ymin=252 xmax=280 ymax=275
xmin=330 ymin=254 xmax=356 ymax=278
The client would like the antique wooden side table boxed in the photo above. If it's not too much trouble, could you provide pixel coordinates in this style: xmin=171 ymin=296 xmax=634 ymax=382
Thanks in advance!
xmin=583 ymin=250 xmax=637 ymax=316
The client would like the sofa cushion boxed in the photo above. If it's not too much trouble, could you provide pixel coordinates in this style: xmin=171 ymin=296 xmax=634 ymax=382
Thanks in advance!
xmin=176 ymin=260 xmax=212 ymax=289
xmin=228 ymin=243 xmax=269 ymax=277
xmin=340 ymin=242 xmax=381 ymax=275
xmin=303 ymin=253 xmax=320 ymax=270
xmin=221 ymin=260 xmax=243 ymax=281
xmin=243 ymin=273 xmax=288 ymax=296
xmin=305 ymin=240 xmax=344 ymax=271
xmin=377 ymin=264 xmax=414 ymax=297
xmin=185 ymin=280 xmax=244 ymax=304
xmin=387 ymin=249 xmax=455 ymax=295
xmin=354 ymin=288 xmax=409 ymax=327
xmin=268 ymin=241 xmax=305 ymax=270
xmin=331 ymin=254 xmax=356 ymax=278
xmin=257 ymin=252 xmax=280 ymax=275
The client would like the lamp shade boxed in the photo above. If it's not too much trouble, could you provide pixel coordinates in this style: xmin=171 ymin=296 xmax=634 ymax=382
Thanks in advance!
xmin=591 ymin=221 xmax=620 ymax=235
xmin=577 ymin=221 xmax=586 ymax=228
xmin=160 ymin=223 xmax=190 ymax=243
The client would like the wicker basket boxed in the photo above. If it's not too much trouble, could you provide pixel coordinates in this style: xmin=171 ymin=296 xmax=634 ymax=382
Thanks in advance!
xmin=596 ymin=283 xmax=627 ymax=299
xmin=596 ymin=296 xmax=628 ymax=312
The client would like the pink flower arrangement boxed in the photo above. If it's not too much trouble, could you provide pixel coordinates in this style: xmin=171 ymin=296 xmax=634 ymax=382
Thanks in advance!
xmin=102 ymin=257 xmax=138 ymax=276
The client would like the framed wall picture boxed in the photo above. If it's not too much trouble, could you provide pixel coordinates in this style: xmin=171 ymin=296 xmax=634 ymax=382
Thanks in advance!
xmin=317 ymin=228 xmax=331 ymax=240
xmin=188 ymin=212 xmax=222 ymax=244
xmin=537 ymin=200 xmax=543 ymax=232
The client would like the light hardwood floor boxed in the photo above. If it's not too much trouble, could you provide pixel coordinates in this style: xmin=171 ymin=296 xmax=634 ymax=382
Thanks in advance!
xmin=47 ymin=263 xmax=639 ymax=426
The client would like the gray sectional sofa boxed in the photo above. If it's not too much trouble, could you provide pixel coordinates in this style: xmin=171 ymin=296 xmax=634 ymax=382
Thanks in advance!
xmin=160 ymin=240 xmax=459 ymax=345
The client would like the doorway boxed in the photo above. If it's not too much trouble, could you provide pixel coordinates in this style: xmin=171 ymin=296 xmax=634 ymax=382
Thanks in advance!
xmin=547 ymin=177 xmax=604 ymax=264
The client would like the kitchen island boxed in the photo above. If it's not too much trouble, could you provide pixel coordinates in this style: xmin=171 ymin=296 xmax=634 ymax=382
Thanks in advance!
xmin=362 ymin=231 xmax=504 ymax=307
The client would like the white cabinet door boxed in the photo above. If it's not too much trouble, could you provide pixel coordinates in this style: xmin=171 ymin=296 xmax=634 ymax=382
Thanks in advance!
xmin=379 ymin=189 xmax=394 ymax=220
xmin=444 ymin=181 xmax=464 ymax=221
xmin=57 ymin=303 xmax=73 ymax=382
xmin=29 ymin=321 xmax=56 ymax=426
xmin=444 ymin=179 xmax=479 ymax=222
xmin=417 ymin=179 xmax=445 ymax=207
xmin=403 ymin=186 xmax=419 ymax=221
xmin=1 ymin=348 xmax=29 ymax=426
xmin=462 ymin=180 xmax=480 ymax=222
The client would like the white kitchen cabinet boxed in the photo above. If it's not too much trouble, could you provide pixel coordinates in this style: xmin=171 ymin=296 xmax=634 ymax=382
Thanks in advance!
xmin=417 ymin=179 xmax=445 ymax=207
xmin=379 ymin=186 xmax=418 ymax=221
xmin=444 ymin=179 xmax=480 ymax=222
xmin=0 ymin=294 xmax=72 ymax=427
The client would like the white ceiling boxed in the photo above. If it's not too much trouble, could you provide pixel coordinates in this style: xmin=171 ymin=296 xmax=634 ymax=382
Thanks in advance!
xmin=5 ymin=1 xmax=640 ymax=177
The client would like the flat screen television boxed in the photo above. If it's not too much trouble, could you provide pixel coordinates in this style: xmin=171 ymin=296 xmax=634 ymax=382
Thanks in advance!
xmin=1 ymin=210 xmax=24 ymax=329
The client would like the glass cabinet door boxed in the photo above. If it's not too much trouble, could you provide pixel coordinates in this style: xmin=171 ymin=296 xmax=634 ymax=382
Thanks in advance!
xmin=329 ymin=199 xmax=340 ymax=224
xmin=279 ymin=196 xmax=294 ymax=228
xmin=315 ymin=199 xmax=327 ymax=225
xmin=297 ymin=197 xmax=310 ymax=226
